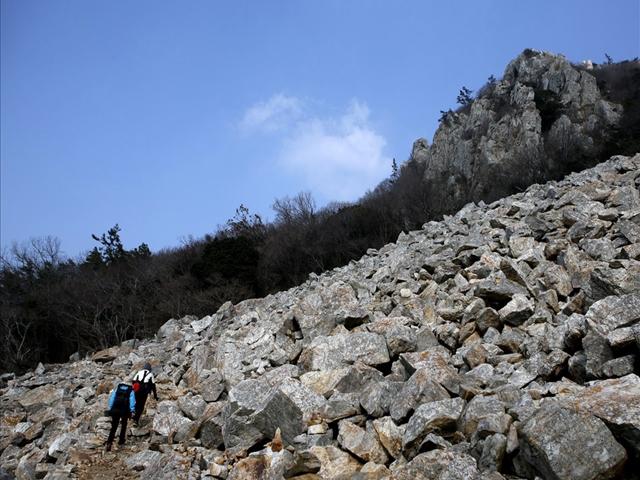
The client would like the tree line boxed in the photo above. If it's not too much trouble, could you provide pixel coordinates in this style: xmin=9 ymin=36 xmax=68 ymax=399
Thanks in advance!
xmin=0 ymin=158 xmax=430 ymax=373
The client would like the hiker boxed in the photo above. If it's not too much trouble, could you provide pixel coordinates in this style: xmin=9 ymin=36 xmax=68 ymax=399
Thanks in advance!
xmin=106 ymin=382 xmax=136 ymax=451
xmin=132 ymin=362 xmax=158 ymax=424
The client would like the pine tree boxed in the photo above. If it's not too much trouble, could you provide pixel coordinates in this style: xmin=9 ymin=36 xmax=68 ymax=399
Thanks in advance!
xmin=391 ymin=158 xmax=399 ymax=183
xmin=457 ymin=86 xmax=473 ymax=106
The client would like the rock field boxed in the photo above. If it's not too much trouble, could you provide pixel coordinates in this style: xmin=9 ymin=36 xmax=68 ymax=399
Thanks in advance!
xmin=1 ymin=153 xmax=639 ymax=479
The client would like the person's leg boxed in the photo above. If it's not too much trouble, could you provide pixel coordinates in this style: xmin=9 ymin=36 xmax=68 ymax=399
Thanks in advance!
xmin=134 ymin=393 xmax=148 ymax=423
xmin=107 ymin=414 xmax=119 ymax=449
xmin=118 ymin=414 xmax=129 ymax=445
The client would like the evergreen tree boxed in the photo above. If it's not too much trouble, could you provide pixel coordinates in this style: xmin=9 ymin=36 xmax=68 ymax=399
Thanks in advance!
xmin=391 ymin=158 xmax=399 ymax=183
xmin=457 ymin=86 xmax=473 ymax=106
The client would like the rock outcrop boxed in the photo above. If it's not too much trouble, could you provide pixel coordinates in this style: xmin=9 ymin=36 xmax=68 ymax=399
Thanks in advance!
xmin=1 ymin=153 xmax=639 ymax=479
xmin=412 ymin=49 xmax=626 ymax=213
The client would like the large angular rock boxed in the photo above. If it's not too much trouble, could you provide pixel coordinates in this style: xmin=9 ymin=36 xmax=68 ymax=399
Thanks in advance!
xmin=366 ymin=317 xmax=417 ymax=356
xmin=177 ymin=394 xmax=207 ymax=420
xmin=223 ymin=387 xmax=305 ymax=452
xmin=125 ymin=450 xmax=163 ymax=471
xmin=221 ymin=405 xmax=264 ymax=452
xmin=320 ymin=392 xmax=361 ymax=423
xmin=589 ymin=264 xmax=640 ymax=303
xmin=293 ymin=281 xmax=368 ymax=340
xmin=372 ymin=417 xmax=405 ymax=459
xmin=152 ymin=401 xmax=193 ymax=437
xmin=299 ymin=333 xmax=390 ymax=371
xmin=398 ymin=347 xmax=460 ymax=393
xmin=479 ymin=433 xmax=507 ymax=472
xmin=190 ymin=315 xmax=214 ymax=334
xmin=498 ymin=294 xmax=534 ymax=326
xmin=601 ymin=355 xmax=635 ymax=377
xmin=518 ymin=404 xmax=627 ymax=480
xmin=306 ymin=446 xmax=362 ymax=479
xmin=568 ymin=374 xmax=640 ymax=456
xmin=474 ymin=273 xmax=528 ymax=303
xmin=18 ymin=384 xmax=65 ymax=411
xmin=358 ymin=378 xmax=400 ymax=418
xmin=585 ymin=294 xmax=640 ymax=335
xmin=459 ymin=395 xmax=505 ymax=437
xmin=402 ymin=397 xmax=465 ymax=459
xmin=582 ymin=330 xmax=614 ymax=379
xmin=300 ymin=368 xmax=351 ymax=397
xmin=390 ymin=369 xmax=450 ymax=423
xmin=200 ymin=415 xmax=224 ymax=449
xmin=542 ymin=263 xmax=573 ymax=297
xmin=47 ymin=432 xmax=76 ymax=460
xmin=277 ymin=378 xmax=327 ymax=422
xmin=337 ymin=420 xmax=389 ymax=464
xmin=391 ymin=449 xmax=479 ymax=480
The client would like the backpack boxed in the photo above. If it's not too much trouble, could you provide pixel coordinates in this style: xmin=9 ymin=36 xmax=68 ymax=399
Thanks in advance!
xmin=133 ymin=369 xmax=153 ymax=395
xmin=112 ymin=383 xmax=132 ymax=414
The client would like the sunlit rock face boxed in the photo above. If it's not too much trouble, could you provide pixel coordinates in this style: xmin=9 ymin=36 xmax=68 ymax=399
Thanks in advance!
xmin=412 ymin=49 xmax=624 ymax=214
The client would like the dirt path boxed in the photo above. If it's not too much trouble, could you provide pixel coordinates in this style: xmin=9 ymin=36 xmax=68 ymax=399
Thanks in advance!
xmin=75 ymin=444 xmax=137 ymax=480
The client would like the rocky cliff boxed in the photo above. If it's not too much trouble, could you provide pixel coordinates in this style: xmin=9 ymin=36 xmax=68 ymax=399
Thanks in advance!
xmin=1 ymin=153 xmax=639 ymax=479
xmin=411 ymin=49 xmax=630 ymax=212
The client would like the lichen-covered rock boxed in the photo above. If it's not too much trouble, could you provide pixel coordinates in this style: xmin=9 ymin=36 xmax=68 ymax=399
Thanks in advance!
xmin=398 ymin=348 xmax=460 ymax=393
xmin=567 ymin=374 xmax=640 ymax=456
xmin=459 ymin=395 xmax=505 ymax=437
xmin=390 ymin=369 xmax=450 ymax=422
xmin=306 ymin=446 xmax=362 ymax=479
xmin=402 ymin=397 xmax=465 ymax=459
xmin=223 ymin=387 xmax=305 ymax=452
xmin=391 ymin=449 xmax=480 ymax=480
xmin=18 ymin=384 xmax=65 ymax=411
xmin=518 ymin=404 xmax=627 ymax=480
xmin=371 ymin=417 xmax=405 ymax=460
xmin=498 ymin=294 xmax=534 ymax=326
xmin=337 ymin=420 xmax=389 ymax=465
xmin=585 ymin=294 xmax=640 ymax=335
xmin=152 ymin=401 xmax=193 ymax=437
xmin=299 ymin=333 xmax=390 ymax=371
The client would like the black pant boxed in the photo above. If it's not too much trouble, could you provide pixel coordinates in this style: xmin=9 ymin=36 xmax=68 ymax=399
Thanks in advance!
xmin=133 ymin=392 xmax=148 ymax=423
xmin=107 ymin=413 xmax=129 ymax=445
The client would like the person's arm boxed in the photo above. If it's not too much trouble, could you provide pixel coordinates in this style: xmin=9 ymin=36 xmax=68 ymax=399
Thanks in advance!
xmin=129 ymin=391 xmax=136 ymax=415
xmin=108 ymin=390 xmax=115 ymax=410
xmin=152 ymin=381 xmax=158 ymax=400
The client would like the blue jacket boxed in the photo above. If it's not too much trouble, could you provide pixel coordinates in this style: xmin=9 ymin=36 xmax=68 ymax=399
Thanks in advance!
xmin=108 ymin=384 xmax=136 ymax=414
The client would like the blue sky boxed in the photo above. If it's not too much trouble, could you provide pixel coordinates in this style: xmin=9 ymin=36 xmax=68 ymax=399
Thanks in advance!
xmin=2 ymin=1 xmax=639 ymax=258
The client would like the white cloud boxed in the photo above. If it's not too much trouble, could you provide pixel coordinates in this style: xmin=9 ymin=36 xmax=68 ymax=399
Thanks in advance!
xmin=240 ymin=95 xmax=390 ymax=201
xmin=239 ymin=93 xmax=303 ymax=133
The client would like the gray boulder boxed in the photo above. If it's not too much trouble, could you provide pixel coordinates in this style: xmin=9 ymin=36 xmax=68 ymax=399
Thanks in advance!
xmin=390 ymin=368 xmax=450 ymax=423
xmin=518 ymin=403 xmax=627 ymax=480
xmin=337 ymin=420 xmax=389 ymax=464
xmin=392 ymin=448 xmax=479 ymax=480
xmin=568 ymin=374 xmax=640 ymax=457
xmin=402 ymin=397 xmax=466 ymax=459
xmin=299 ymin=332 xmax=390 ymax=371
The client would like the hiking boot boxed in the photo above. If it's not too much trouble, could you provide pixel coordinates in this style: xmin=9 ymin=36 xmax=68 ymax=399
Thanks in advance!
xmin=105 ymin=442 xmax=112 ymax=452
